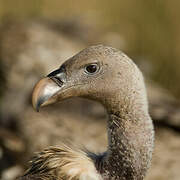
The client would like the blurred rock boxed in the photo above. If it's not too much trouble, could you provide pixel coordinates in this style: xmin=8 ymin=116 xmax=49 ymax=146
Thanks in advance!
xmin=1 ymin=165 xmax=23 ymax=180
xmin=100 ymin=32 xmax=126 ymax=50
xmin=0 ymin=127 xmax=25 ymax=178
xmin=44 ymin=16 xmax=101 ymax=44
xmin=147 ymin=128 xmax=180 ymax=180
xmin=147 ymin=82 xmax=180 ymax=129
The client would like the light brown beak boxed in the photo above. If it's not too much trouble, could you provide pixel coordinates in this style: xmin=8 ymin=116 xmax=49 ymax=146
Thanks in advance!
xmin=32 ymin=77 xmax=62 ymax=112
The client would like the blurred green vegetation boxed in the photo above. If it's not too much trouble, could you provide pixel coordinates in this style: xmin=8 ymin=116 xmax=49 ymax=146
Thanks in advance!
xmin=0 ymin=0 xmax=180 ymax=97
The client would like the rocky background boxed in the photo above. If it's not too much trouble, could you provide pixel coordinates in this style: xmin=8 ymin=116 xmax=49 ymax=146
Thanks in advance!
xmin=0 ymin=1 xmax=180 ymax=180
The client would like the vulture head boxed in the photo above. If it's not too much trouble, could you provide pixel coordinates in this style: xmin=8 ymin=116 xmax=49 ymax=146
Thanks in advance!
xmin=29 ymin=45 xmax=154 ymax=180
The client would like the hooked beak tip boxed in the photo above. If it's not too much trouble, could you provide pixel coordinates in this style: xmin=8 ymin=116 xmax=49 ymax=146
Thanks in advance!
xmin=32 ymin=77 xmax=61 ymax=112
xmin=34 ymin=98 xmax=42 ymax=112
xmin=32 ymin=91 xmax=42 ymax=112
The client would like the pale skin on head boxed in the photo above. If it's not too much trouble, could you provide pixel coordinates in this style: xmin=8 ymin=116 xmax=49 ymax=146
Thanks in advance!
xmin=20 ymin=45 xmax=154 ymax=180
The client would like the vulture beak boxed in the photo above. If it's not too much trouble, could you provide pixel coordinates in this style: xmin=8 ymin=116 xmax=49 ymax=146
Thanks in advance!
xmin=32 ymin=68 xmax=67 ymax=112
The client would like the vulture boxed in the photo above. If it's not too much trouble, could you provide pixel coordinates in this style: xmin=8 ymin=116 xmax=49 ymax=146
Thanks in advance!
xmin=19 ymin=45 xmax=154 ymax=180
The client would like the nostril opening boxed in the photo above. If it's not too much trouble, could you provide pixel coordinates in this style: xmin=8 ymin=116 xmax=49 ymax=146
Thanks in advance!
xmin=47 ymin=65 xmax=66 ymax=86
xmin=47 ymin=69 xmax=61 ymax=77
xmin=50 ymin=77 xmax=64 ymax=87
xmin=47 ymin=65 xmax=66 ymax=77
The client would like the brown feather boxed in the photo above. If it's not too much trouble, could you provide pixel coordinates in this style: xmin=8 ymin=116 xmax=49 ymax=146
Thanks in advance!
xmin=19 ymin=144 xmax=102 ymax=180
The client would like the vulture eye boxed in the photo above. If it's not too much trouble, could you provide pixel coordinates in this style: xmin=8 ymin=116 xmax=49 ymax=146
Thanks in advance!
xmin=84 ymin=64 xmax=99 ymax=75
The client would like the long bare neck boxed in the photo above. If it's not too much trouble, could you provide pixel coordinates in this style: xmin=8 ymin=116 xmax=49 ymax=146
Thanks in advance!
xmin=101 ymin=100 xmax=154 ymax=179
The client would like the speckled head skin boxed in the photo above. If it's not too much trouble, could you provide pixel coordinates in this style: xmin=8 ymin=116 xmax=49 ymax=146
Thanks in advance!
xmin=30 ymin=45 xmax=154 ymax=180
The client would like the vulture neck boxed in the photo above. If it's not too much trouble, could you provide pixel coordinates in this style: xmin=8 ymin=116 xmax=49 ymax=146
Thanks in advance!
xmin=99 ymin=95 xmax=154 ymax=179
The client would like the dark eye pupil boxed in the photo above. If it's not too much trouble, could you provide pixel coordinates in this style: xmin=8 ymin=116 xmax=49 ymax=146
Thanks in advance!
xmin=86 ymin=64 xmax=97 ymax=73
